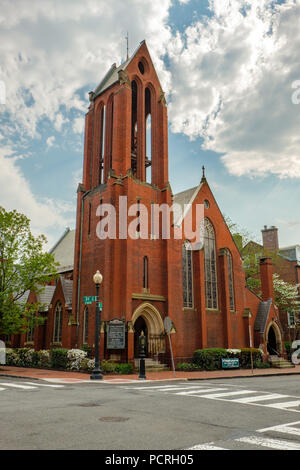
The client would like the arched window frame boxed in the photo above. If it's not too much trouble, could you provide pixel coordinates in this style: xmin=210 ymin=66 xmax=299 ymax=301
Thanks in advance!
xmin=182 ymin=240 xmax=194 ymax=309
xmin=53 ymin=302 xmax=63 ymax=343
xmin=204 ymin=219 xmax=218 ymax=310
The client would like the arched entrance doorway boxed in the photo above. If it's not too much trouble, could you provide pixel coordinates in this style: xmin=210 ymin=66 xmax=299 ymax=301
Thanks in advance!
xmin=134 ymin=316 xmax=148 ymax=357
xmin=132 ymin=302 xmax=165 ymax=359
xmin=266 ymin=322 xmax=282 ymax=356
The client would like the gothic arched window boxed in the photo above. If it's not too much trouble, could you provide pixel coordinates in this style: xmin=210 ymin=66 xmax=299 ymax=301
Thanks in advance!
xmin=226 ymin=250 xmax=235 ymax=311
xmin=204 ymin=219 xmax=218 ymax=309
xmin=182 ymin=241 xmax=193 ymax=308
xmin=53 ymin=302 xmax=63 ymax=343
xmin=83 ymin=307 xmax=89 ymax=344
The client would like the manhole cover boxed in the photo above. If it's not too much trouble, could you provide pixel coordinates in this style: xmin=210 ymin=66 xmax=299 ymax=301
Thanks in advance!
xmin=99 ymin=417 xmax=129 ymax=423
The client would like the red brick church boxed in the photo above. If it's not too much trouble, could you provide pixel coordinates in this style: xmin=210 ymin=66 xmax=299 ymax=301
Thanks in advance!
xmin=13 ymin=41 xmax=285 ymax=364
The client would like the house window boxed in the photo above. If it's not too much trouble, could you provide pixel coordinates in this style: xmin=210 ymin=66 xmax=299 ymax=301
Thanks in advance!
xmin=204 ymin=219 xmax=218 ymax=309
xmin=287 ymin=311 xmax=295 ymax=328
xmin=53 ymin=302 xmax=63 ymax=343
xmin=182 ymin=240 xmax=193 ymax=308
xmin=83 ymin=307 xmax=89 ymax=344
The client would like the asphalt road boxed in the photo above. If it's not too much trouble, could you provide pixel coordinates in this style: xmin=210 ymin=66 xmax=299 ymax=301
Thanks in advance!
xmin=1 ymin=375 xmax=300 ymax=450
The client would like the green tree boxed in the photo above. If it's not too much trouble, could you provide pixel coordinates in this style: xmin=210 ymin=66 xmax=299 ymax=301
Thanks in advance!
xmin=273 ymin=274 xmax=300 ymax=314
xmin=0 ymin=206 xmax=59 ymax=335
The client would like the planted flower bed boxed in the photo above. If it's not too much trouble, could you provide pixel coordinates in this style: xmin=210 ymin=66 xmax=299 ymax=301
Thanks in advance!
xmin=4 ymin=347 xmax=133 ymax=375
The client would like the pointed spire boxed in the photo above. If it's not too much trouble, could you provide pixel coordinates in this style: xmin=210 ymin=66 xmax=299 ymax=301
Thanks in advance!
xmin=201 ymin=165 xmax=207 ymax=183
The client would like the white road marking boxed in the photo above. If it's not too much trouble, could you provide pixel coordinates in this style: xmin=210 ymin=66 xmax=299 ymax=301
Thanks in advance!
xmin=176 ymin=388 xmax=228 ymax=396
xmin=258 ymin=421 xmax=300 ymax=437
xmin=233 ymin=393 xmax=288 ymax=403
xmin=236 ymin=435 xmax=300 ymax=450
xmin=186 ymin=443 xmax=227 ymax=450
xmin=0 ymin=383 xmax=37 ymax=390
xmin=196 ymin=390 xmax=256 ymax=399
xmin=264 ymin=400 xmax=300 ymax=411
xmin=0 ymin=387 xmax=6 ymax=391
xmin=21 ymin=382 xmax=65 ymax=388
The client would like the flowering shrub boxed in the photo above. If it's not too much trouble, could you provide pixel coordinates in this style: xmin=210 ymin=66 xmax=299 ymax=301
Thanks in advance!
xmin=67 ymin=349 xmax=87 ymax=371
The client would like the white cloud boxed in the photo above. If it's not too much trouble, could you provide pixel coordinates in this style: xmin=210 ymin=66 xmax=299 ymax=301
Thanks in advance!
xmin=167 ymin=0 xmax=300 ymax=179
xmin=0 ymin=0 xmax=172 ymax=140
xmin=0 ymin=0 xmax=172 ymax=242
xmin=0 ymin=146 xmax=74 ymax=247
xmin=46 ymin=135 xmax=55 ymax=147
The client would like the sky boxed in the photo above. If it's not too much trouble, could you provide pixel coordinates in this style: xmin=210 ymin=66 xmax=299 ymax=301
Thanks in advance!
xmin=0 ymin=0 xmax=300 ymax=249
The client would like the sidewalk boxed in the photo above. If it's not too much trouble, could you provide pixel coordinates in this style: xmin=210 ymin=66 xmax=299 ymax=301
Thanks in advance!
xmin=1 ymin=364 xmax=300 ymax=383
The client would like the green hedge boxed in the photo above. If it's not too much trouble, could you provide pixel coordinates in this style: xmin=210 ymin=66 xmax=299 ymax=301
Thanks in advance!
xmin=50 ymin=348 xmax=69 ymax=370
xmin=193 ymin=348 xmax=229 ymax=371
xmin=193 ymin=348 xmax=263 ymax=371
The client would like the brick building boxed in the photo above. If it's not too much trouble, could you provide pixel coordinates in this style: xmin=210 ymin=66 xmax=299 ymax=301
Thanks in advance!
xmin=11 ymin=42 xmax=287 ymax=363
xmin=243 ymin=226 xmax=300 ymax=342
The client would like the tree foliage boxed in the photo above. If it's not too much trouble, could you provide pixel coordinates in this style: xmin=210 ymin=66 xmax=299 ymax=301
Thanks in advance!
xmin=0 ymin=206 xmax=59 ymax=335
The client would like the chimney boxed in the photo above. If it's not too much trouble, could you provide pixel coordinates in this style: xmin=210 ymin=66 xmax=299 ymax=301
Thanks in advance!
xmin=260 ymin=257 xmax=274 ymax=301
xmin=261 ymin=225 xmax=279 ymax=251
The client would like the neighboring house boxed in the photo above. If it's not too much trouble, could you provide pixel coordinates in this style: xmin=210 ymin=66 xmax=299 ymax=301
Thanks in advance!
xmin=242 ymin=226 xmax=300 ymax=342
xmin=10 ymin=41 xmax=288 ymax=362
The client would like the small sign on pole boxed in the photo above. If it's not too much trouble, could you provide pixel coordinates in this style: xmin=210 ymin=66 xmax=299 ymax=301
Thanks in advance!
xmin=164 ymin=317 xmax=176 ymax=377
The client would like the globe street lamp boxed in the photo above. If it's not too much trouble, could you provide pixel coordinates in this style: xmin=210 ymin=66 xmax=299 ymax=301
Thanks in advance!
xmin=90 ymin=270 xmax=103 ymax=380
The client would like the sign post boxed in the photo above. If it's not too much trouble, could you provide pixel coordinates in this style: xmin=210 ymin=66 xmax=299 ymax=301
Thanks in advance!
xmin=164 ymin=317 xmax=176 ymax=377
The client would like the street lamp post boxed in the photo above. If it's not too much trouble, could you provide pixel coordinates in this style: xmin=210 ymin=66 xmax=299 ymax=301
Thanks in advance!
xmin=90 ymin=270 xmax=103 ymax=380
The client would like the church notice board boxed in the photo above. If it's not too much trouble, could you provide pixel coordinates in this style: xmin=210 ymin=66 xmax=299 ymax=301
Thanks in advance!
xmin=221 ymin=358 xmax=239 ymax=369
xmin=107 ymin=319 xmax=126 ymax=349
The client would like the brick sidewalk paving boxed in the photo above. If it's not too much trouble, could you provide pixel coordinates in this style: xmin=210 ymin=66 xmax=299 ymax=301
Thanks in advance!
xmin=1 ymin=365 xmax=300 ymax=383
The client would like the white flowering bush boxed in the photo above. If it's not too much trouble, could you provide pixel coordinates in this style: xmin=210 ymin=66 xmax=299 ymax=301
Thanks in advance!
xmin=226 ymin=349 xmax=241 ymax=355
xmin=67 ymin=349 xmax=87 ymax=371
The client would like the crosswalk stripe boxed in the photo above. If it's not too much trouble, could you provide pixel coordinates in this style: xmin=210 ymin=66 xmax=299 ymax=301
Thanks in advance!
xmin=186 ymin=443 xmax=227 ymax=450
xmin=236 ymin=435 xmax=300 ymax=450
xmin=21 ymin=382 xmax=65 ymax=388
xmin=264 ymin=400 xmax=300 ymax=411
xmin=258 ymin=421 xmax=300 ymax=437
xmin=0 ymin=387 xmax=6 ymax=391
xmin=233 ymin=393 xmax=288 ymax=404
xmin=195 ymin=390 xmax=256 ymax=399
xmin=127 ymin=384 xmax=206 ymax=390
xmin=0 ymin=383 xmax=37 ymax=390
xmin=176 ymin=388 xmax=227 ymax=396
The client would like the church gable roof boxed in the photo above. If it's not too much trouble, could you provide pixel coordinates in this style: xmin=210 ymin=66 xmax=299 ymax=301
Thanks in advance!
xmin=92 ymin=40 xmax=162 ymax=99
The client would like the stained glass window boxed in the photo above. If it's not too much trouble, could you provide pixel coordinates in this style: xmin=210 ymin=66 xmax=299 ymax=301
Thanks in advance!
xmin=182 ymin=241 xmax=193 ymax=308
xmin=204 ymin=219 xmax=218 ymax=309
xmin=53 ymin=302 xmax=63 ymax=343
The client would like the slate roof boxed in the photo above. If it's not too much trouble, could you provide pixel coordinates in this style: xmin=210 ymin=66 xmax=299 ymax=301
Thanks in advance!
xmin=173 ymin=185 xmax=202 ymax=226
xmin=60 ymin=277 xmax=73 ymax=308
xmin=254 ymin=299 xmax=272 ymax=333
xmin=36 ymin=286 xmax=56 ymax=312
xmin=93 ymin=41 xmax=144 ymax=98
